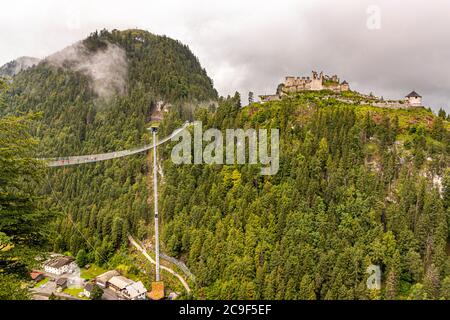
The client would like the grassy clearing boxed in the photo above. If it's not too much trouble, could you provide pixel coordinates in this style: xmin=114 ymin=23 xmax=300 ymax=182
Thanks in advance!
xmin=63 ymin=287 xmax=88 ymax=300
xmin=80 ymin=264 xmax=106 ymax=281
xmin=34 ymin=277 xmax=49 ymax=288
xmin=353 ymin=105 xmax=435 ymax=129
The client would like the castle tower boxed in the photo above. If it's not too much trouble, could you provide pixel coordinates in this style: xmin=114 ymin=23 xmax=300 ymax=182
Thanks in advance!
xmin=310 ymin=71 xmax=324 ymax=90
xmin=340 ymin=80 xmax=350 ymax=92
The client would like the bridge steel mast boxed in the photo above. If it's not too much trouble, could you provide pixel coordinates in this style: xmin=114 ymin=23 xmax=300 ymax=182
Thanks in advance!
xmin=151 ymin=126 xmax=161 ymax=282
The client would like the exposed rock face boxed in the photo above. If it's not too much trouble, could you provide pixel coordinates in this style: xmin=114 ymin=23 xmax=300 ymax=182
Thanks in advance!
xmin=0 ymin=56 xmax=41 ymax=77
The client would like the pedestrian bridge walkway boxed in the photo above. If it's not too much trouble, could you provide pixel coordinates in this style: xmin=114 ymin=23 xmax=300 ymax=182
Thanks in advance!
xmin=43 ymin=123 xmax=190 ymax=167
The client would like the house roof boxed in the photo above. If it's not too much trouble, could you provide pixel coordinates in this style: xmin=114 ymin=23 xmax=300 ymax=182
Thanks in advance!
xmin=56 ymin=277 xmax=67 ymax=286
xmin=108 ymin=276 xmax=134 ymax=290
xmin=342 ymin=80 xmax=348 ymax=85
xmin=125 ymin=281 xmax=147 ymax=299
xmin=84 ymin=282 xmax=95 ymax=292
xmin=406 ymin=91 xmax=421 ymax=98
xmin=30 ymin=271 xmax=44 ymax=280
xmin=45 ymin=256 xmax=74 ymax=269
xmin=96 ymin=270 xmax=120 ymax=283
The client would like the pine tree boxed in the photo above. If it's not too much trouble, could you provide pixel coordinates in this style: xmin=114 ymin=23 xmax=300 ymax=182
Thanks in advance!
xmin=248 ymin=92 xmax=254 ymax=105
xmin=423 ymin=264 xmax=440 ymax=299
xmin=76 ymin=249 xmax=89 ymax=267
xmin=384 ymin=269 xmax=398 ymax=300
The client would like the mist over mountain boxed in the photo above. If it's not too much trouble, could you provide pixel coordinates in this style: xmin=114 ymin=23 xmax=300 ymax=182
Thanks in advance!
xmin=0 ymin=56 xmax=41 ymax=77
xmin=1 ymin=30 xmax=220 ymax=298
xmin=46 ymin=41 xmax=128 ymax=100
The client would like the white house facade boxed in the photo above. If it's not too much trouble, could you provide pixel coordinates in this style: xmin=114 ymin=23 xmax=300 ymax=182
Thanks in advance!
xmin=405 ymin=91 xmax=422 ymax=107
xmin=123 ymin=281 xmax=147 ymax=300
xmin=43 ymin=256 xmax=76 ymax=275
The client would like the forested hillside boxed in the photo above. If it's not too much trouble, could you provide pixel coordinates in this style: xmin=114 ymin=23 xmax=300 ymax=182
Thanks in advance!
xmin=2 ymin=29 xmax=217 ymax=274
xmin=157 ymin=91 xmax=450 ymax=299
xmin=0 ymin=78 xmax=50 ymax=299
xmin=2 ymin=28 xmax=450 ymax=300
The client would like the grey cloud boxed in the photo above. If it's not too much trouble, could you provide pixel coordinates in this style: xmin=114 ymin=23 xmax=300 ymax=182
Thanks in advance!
xmin=0 ymin=0 xmax=449 ymax=112
xmin=184 ymin=0 xmax=450 ymax=111
xmin=47 ymin=41 xmax=128 ymax=100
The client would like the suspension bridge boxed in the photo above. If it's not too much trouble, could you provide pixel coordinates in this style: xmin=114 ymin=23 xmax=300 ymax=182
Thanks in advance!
xmin=43 ymin=121 xmax=192 ymax=299
xmin=43 ymin=122 xmax=190 ymax=167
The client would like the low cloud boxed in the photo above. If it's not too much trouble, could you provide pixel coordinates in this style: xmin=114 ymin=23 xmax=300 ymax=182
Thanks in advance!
xmin=47 ymin=41 xmax=128 ymax=100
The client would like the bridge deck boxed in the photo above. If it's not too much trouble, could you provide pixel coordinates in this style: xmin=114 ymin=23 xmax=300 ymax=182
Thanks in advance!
xmin=44 ymin=123 xmax=189 ymax=167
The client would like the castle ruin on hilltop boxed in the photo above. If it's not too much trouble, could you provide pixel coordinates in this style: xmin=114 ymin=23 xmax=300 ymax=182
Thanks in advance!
xmin=259 ymin=71 xmax=350 ymax=102
xmin=259 ymin=71 xmax=423 ymax=109
xmin=283 ymin=71 xmax=350 ymax=94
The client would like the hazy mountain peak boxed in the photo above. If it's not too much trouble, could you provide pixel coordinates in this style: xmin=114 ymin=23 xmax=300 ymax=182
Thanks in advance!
xmin=46 ymin=40 xmax=128 ymax=100
xmin=0 ymin=56 xmax=41 ymax=77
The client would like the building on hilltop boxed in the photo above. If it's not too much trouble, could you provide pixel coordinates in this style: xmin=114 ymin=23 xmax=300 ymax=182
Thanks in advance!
xmin=405 ymin=91 xmax=422 ymax=107
xmin=340 ymin=80 xmax=350 ymax=92
xmin=259 ymin=71 xmax=350 ymax=103
xmin=282 ymin=71 xmax=350 ymax=94
xmin=258 ymin=71 xmax=424 ymax=110
xmin=370 ymin=90 xmax=424 ymax=109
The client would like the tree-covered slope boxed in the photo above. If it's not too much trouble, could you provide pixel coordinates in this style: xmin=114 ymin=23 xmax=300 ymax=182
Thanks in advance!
xmin=0 ymin=78 xmax=51 ymax=299
xmin=2 ymin=28 xmax=450 ymax=300
xmin=2 ymin=29 xmax=218 ymax=275
xmin=157 ymin=90 xmax=450 ymax=299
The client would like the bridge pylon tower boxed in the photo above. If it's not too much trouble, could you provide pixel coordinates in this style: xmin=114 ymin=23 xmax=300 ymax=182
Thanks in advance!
xmin=148 ymin=124 xmax=165 ymax=300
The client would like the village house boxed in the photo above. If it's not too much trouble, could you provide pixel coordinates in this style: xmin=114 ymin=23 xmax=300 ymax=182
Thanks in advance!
xmin=122 ymin=281 xmax=147 ymax=300
xmin=95 ymin=270 xmax=120 ymax=288
xmin=56 ymin=277 xmax=68 ymax=290
xmin=43 ymin=256 xmax=76 ymax=275
xmin=108 ymin=275 xmax=134 ymax=293
xmin=95 ymin=270 xmax=148 ymax=300
xmin=30 ymin=270 xmax=45 ymax=282
xmin=84 ymin=282 xmax=95 ymax=298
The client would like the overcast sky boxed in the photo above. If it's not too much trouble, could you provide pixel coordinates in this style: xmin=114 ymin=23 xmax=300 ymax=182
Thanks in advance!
xmin=1 ymin=0 xmax=449 ymax=112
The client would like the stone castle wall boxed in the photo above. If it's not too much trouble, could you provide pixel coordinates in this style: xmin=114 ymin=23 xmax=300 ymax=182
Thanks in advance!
xmin=281 ymin=71 xmax=349 ymax=95
xmin=370 ymin=101 xmax=422 ymax=109
xmin=259 ymin=71 xmax=421 ymax=110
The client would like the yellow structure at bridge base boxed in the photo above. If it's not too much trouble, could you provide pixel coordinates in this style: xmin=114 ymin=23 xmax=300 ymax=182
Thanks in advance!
xmin=148 ymin=281 xmax=165 ymax=300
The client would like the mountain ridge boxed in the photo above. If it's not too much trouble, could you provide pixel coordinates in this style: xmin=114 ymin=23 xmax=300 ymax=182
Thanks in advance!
xmin=0 ymin=56 xmax=41 ymax=78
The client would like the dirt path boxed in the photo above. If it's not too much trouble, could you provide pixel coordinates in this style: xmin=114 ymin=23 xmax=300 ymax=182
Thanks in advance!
xmin=128 ymin=235 xmax=191 ymax=294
